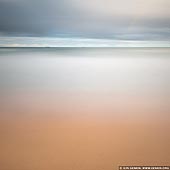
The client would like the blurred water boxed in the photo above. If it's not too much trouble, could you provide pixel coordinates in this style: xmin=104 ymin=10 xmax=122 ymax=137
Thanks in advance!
xmin=0 ymin=48 xmax=169 ymax=92
xmin=0 ymin=48 xmax=169 ymax=121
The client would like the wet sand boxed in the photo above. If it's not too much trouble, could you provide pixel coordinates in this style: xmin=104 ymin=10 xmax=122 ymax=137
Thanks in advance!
xmin=0 ymin=117 xmax=169 ymax=170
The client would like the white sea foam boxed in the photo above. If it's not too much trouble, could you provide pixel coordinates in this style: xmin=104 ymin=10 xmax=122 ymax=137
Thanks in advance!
xmin=0 ymin=37 xmax=170 ymax=47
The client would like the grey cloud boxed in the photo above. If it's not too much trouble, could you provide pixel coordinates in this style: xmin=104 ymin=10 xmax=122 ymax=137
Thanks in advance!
xmin=0 ymin=0 xmax=170 ymax=40
xmin=0 ymin=0 xmax=75 ymax=35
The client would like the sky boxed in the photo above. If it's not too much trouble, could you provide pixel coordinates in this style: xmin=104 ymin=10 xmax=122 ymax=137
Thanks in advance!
xmin=0 ymin=0 xmax=170 ymax=46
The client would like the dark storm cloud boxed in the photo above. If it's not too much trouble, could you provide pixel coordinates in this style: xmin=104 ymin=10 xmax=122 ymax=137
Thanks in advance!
xmin=0 ymin=0 xmax=170 ymax=40
xmin=0 ymin=0 xmax=75 ymax=35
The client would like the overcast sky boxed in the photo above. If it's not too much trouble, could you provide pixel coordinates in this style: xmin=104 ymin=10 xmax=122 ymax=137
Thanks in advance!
xmin=0 ymin=0 xmax=170 ymax=42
